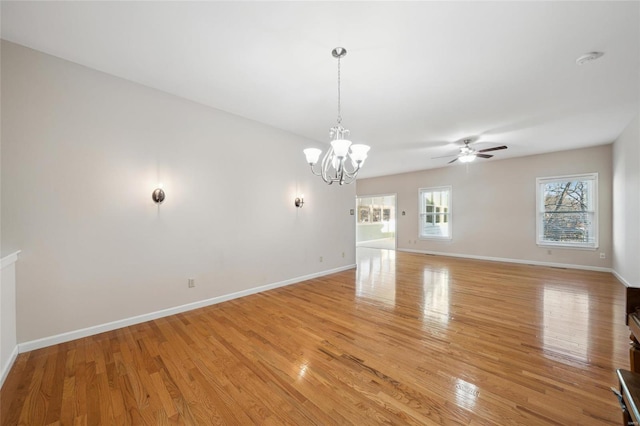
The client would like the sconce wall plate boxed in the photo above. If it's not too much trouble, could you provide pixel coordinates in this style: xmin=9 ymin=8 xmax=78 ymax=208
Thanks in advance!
xmin=294 ymin=197 xmax=304 ymax=208
xmin=152 ymin=188 xmax=166 ymax=204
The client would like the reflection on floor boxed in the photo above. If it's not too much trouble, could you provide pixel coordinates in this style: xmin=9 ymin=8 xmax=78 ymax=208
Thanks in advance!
xmin=353 ymin=247 xmax=629 ymax=424
xmin=356 ymin=237 xmax=395 ymax=250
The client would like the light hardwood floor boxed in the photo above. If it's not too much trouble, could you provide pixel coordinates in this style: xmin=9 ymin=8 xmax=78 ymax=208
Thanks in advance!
xmin=1 ymin=248 xmax=630 ymax=425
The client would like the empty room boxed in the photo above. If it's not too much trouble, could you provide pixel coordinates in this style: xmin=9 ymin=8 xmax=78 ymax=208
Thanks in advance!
xmin=1 ymin=1 xmax=639 ymax=425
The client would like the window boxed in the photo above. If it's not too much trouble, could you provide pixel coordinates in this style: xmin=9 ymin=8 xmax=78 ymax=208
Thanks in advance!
xmin=536 ymin=173 xmax=598 ymax=249
xmin=419 ymin=186 xmax=451 ymax=239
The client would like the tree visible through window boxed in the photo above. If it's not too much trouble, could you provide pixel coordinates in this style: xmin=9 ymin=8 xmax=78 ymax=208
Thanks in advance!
xmin=536 ymin=174 xmax=598 ymax=248
xmin=419 ymin=186 xmax=451 ymax=239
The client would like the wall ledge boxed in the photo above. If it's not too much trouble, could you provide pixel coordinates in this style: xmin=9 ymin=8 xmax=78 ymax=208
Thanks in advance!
xmin=398 ymin=248 xmax=612 ymax=273
xmin=1 ymin=251 xmax=20 ymax=389
xmin=18 ymin=263 xmax=356 ymax=353
xmin=1 ymin=251 xmax=21 ymax=270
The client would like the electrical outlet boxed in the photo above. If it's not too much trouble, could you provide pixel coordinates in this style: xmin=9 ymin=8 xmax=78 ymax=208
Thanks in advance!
xmin=547 ymin=249 xmax=552 ymax=255
xmin=188 ymin=278 xmax=195 ymax=288
xmin=342 ymin=252 xmax=345 ymax=258
xmin=600 ymin=253 xmax=606 ymax=259
xmin=319 ymin=256 xmax=323 ymax=262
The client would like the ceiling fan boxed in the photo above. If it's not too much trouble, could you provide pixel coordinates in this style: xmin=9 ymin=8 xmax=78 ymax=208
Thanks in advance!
xmin=433 ymin=138 xmax=508 ymax=164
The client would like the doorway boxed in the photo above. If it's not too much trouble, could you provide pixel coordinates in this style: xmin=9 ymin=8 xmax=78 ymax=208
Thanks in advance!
xmin=355 ymin=194 xmax=397 ymax=250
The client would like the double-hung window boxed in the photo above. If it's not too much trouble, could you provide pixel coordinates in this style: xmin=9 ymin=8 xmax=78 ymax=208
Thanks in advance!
xmin=419 ymin=186 xmax=451 ymax=240
xmin=536 ymin=173 xmax=598 ymax=249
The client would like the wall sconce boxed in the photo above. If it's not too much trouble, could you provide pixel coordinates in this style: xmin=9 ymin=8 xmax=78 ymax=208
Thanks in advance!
xmin=294 ymin=196 xmax=304 ymax=208
xmin=152 ymin=186 xmax=166 ymax=204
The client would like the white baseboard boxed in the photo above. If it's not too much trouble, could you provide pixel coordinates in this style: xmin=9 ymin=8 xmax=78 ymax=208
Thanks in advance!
xmin=18 ymin=264 xmax=356 ymax=353
xmin=612 ymin=269 xmax=636 ymax=287
xmin=398 ymin=248 xmax=612 ymax=273
xmin=0 ymin=345 xmax=19 ymax=389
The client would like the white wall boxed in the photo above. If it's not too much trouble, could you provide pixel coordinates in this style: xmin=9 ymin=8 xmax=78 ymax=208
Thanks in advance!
xmin=357 ymin=145 xmax=613 ymax=269
xmin=613 ymin=115 xmax=640 ymax=286
xmin=1 ymin=41 xmax=356 ymax=344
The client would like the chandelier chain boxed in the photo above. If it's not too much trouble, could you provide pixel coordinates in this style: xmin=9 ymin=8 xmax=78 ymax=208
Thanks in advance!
xmin=337 ymin=55 xmax=342 ymax=125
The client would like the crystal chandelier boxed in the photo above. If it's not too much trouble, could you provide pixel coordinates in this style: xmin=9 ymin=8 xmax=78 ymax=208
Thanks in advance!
xmin=303 ymin=47 xmax=370 ymax=185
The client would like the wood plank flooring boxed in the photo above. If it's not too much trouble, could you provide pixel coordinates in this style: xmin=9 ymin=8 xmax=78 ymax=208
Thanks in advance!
xmin=1 ymin=248 xmax=631 ymax=424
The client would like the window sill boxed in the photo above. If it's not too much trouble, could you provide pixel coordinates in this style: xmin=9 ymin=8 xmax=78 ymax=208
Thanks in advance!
xmin=419 ymin=236 xmax=452 ymax=241
xmin=537 ymin=243 xmax=598 ymax=251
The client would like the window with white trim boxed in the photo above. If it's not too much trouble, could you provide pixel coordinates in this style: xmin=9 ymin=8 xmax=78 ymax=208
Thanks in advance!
xmin=419 ymin=186 xmax=451 ymax=239
xmin=536 ymin=173 xmax=598 ymax=249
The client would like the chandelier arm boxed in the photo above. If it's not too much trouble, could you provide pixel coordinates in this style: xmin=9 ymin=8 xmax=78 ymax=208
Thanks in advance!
xmin=322 ymin=150 xmax=347 ymax=184
xmin=342 ymin=170 xmax=358 ymax=180
xmin=340 ymin=172 xmax=357 ymax=185
xmin=334 ymin=163 xmax=344 ymax=184
xmin=309 ymin=164 xmax=323 ymax=177
xmin=338 ymin=161 xmax=362 ymax=185
xmin=341 ymin=159 xmax=360 ymax=178
xmin=320 ymin=147 xmax=332 ymax=183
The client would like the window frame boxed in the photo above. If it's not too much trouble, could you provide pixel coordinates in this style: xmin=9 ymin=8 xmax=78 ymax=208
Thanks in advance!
xmin=418 ymin=186 xmax=452 ymax=241
xmin=535 ymin=173 xmax=598 ymax=250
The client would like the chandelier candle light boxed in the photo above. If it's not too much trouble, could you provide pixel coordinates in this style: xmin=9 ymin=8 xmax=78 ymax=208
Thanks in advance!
xmin=303 ymin=47 xmax=370 ymax=185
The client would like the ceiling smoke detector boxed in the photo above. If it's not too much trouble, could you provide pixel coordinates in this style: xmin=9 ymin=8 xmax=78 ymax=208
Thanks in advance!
xmin=576 ymin=52 xmax=604 ymax=65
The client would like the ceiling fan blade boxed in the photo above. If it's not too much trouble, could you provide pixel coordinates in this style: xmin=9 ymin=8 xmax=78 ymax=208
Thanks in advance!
xmin=432 ymin=153 xmax=459 ymax=159
xmin=448 ymin=157 xmax=458 ymax=164
xmin=476 ymin=154 xmax=493 ymax=159
xmin=477 ymin=145 xmax=507 ymax=153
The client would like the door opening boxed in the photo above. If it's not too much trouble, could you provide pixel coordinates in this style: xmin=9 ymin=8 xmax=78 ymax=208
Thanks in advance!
xmin=355 ymin=194 xmax=397 ymax=250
